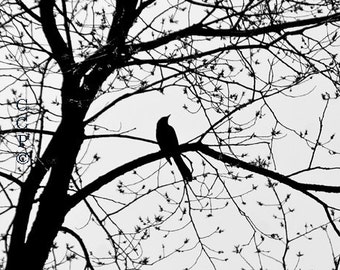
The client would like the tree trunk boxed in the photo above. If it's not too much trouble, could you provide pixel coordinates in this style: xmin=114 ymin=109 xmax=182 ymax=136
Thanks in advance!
xmin=6 ymin=83 xmax=86 ymax=270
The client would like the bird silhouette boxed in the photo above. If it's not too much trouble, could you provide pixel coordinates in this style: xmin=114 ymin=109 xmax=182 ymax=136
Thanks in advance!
xmin=156 ymin=115 xmax=192 ymax=182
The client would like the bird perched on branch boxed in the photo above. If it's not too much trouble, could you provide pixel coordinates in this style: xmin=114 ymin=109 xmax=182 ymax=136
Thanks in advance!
xmin=156 ymin=115 xmax=192 ymax=182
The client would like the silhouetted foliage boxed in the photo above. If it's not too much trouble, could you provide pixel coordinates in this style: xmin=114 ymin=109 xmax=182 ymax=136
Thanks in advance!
xmin=1 ymin=0 xmax=340 ymax=269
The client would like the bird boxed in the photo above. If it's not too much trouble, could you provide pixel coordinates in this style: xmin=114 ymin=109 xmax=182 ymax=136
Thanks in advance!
xmin=156 ymin=115 xmax=192 ymax=182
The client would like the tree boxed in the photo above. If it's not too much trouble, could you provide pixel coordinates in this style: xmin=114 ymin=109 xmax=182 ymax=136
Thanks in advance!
xmin=1 ymin=0 xmax=340 ymax=269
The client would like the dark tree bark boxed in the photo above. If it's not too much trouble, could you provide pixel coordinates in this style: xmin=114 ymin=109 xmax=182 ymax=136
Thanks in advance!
xmin=2 ymin=0 xmax=340 ymax=269
xmin=5 ymin=0 xmax=141 ymax=268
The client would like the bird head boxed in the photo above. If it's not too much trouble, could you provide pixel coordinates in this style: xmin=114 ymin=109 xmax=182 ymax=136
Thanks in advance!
xmin=160 ymin=114 xmax=170 ymax=123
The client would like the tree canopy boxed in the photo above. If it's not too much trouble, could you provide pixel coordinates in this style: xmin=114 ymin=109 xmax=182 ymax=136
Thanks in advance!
xmin=1 ymin=0 xmax=340 ymax=269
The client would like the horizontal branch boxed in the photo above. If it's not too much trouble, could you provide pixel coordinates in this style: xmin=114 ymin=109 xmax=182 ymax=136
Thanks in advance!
xmin=133 ymin=13 xmax=340 ymax=52
xmin=198 ymin=144 xmax=340 ymax=193
xmin=84 ymin=133 xmax=156 ymax=144
xmin=129 ymin=43 xmax=266 ymax=66
xmin=67 ymin=143 xmax=340 ymax=210
xmin=0 ymin=128 xmax=55 ymax=136
xmin=0 ymin=128 xmax=155 ymax=145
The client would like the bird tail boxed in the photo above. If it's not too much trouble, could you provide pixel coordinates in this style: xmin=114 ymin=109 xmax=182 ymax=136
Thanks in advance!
xmin=173 ymin=154 xmax=192 ymax=182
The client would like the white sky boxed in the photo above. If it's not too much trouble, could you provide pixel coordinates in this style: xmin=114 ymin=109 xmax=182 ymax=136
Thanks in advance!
xmin=1 ymin=0 xmax=340 ymax=269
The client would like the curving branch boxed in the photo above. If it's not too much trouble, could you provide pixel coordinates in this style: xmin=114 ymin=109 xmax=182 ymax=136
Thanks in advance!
xmin=132 ymin=13 xmax=340 ymax=52
xmin=68 ymin=143 xmax=340 ymax=210
xmin=39 ymin=0 xmax=74 ymax=73
xmin=60 ymin=226 xmax=95 ymax=270
xmin=198 ymin=144 xmax=340 ymax=193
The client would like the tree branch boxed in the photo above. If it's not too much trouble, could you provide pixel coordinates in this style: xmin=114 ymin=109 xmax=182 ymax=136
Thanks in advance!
xmin=132 ymin=13 xmax=340 ymax=53
xmin=16 ymin=0 xmax=40 ymax=22
xmin=67 ymin=143 xmax=340 ymax=210
xmin=197 ymin=144 xmax=340 ymax=193
xmin=0 ymin=171 xmax=22 ymax=186
xmin=39 ymin=0 xmax=74 ymax=73
xmin=0 ymin=128 xmax=55 ymax=136
xmin=60 ymin=226 xmax=95 ymax=270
